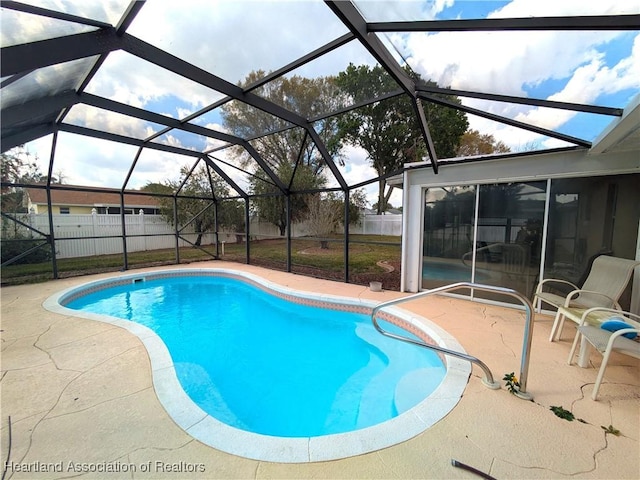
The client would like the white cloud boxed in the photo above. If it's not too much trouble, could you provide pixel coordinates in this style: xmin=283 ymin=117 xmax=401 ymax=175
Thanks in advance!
xmin=501 ymin=33 xmax=640 ymax=145
xmin=404 ymin=29 xmax=622 ymax=96
xmin=84 ymin=51 xmax=224 ymax=115
xmin=353 ymin=0 xmax=454 ymax=22
xmin=401 ymin=1 xmax=640 ymax=152
xmin=489 ymin=0 xmax=639 ymax=18
xmin=15 ymin=0 xmax=640 ymax=197
xmin=64 ymin=104 xmax=161 ymax=139
xmin=127 ymin=149 xmax=196 ymax=189
xmin=126 ymin=0 xmax=349 ymax=87
xmin=45 ymin=132 xmax=141 ymax=188
xmin=549 ymin=34 xmax=640 ymax=103
xmin=336 ymin=144 xmax=402 ymax=207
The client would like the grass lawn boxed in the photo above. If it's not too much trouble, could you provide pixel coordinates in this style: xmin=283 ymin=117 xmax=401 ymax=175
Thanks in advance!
xmin=1 ymin=235 xmax=402 ymax=288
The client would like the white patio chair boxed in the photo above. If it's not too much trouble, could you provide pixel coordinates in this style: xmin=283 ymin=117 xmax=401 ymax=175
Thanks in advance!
xmin=533 ymin=256 xmax=640 ymax=341
xmin=567 ymin=307 xmax=640 ymax=400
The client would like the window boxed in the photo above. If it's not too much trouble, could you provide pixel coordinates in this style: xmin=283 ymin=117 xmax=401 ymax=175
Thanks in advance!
xmin=59 ymin=207 xmax=70 ymax=214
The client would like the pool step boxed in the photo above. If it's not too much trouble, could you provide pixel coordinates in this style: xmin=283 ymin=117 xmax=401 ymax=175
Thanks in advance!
xmin=393 ymin=367 xmax=445 ymax=414
xmin=323 ymin=349 xmax=386 ymax=433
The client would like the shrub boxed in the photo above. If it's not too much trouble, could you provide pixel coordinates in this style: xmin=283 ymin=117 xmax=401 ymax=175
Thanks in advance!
xmin=1 ymin=236 xmax=52 ymax=265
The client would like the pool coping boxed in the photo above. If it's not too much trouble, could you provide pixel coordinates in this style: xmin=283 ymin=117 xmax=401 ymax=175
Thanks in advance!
xmin=43 ymin=268 xmax=471 ymax=463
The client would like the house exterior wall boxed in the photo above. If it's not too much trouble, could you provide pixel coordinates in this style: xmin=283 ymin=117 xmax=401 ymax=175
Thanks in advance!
xmin=401 ymin=148 xmax=640 ymax=311
xmin=24 ymin=188 xmax=160 ymax=216
xmin=29 ymin=204 xmax=95 ymax=215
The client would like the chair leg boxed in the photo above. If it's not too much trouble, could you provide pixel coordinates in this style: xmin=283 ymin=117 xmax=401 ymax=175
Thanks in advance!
xmin=592 ymin=349 xmax=613 ymax=401
xmin=567 ymin=329 xmax=582 ymax=364
xmin=555 ymin=315 xmax=567 ymax=341
xmin=533 ymin=295 xmax=542 ymax=314
xmin=549 ymin=310 xmax=564 ymax=342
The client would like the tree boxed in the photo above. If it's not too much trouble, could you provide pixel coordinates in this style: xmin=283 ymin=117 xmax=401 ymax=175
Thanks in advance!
xmin=372 ymin=200 xmax=395 ymax=213
xmin=251 ymin=161 xmax=321 ymax=236
xmin=1 ymin=146 xmax=38 ymax=186
xmin=456 ymin=129 xmax=510 ymax=157
xmin=222 ymin=70 xmax=345 ymax=173
xmin=0 ymin=146 xmax=52 ymax=263
xmin=142 ymin=164 xmax=244 ymax=246
xmin=306 ymin=193 xmax=342 ymax=249
xmin=304 ymin=188 xmax=368 ymax=248
xmin=222 ymin=71 xmax=344 ymax=235
xmin=334 ymin=64 xmax=469 ymax=213
xmin=343 ymin=188 xmax=368 ymax=225
xmin=1 ymin=146 xmax=43 ymax=213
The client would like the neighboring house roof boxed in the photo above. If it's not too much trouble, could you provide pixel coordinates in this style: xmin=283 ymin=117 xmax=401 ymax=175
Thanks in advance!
xmin=25 ymin=186 xmax=160 ymax=207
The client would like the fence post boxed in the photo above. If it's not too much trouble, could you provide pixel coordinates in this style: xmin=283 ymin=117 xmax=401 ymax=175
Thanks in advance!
xmin=91 ymin=208 xmax=98 ymax=256
xmin=139 ymin=209 xmax=146 ymax=251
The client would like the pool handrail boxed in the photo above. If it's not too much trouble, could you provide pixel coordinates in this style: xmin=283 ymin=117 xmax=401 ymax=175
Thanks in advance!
xmin=371 ymin=282 xmax=535 ymax=400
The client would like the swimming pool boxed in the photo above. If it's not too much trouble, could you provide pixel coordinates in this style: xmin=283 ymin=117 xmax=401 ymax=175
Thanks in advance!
xmin=423 ymin=261 xmax=490 ymax=282
xmin=44 ymin=268 xmax=470 ymax=462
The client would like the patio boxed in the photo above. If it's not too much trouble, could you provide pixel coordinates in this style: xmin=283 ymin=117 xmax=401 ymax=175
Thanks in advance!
xmin=1 ymin=262 xmax=638 ymax=479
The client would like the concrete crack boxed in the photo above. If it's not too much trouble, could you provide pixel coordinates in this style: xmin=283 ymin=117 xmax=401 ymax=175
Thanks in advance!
xmin=374 ymin=450 xmax=402 ymax=477
xmin=44 ymin=385 xmax=153 ymax=421
xmin=0 ymin=338 xmax=18 ymax=352
xmin=128 ymin=437 xmax=198 ymax=454
xmin=1 ymin=361 xmax=54 ymax=373
xmin=39 ymin=344 xmax=149 ymax=423
xmin=497 ymin=331 xmax=518 ymax=358
xmin=465 ymin=397 xmax=614 ymax=476
xmin=36 ymin=324 xmax=119 ymax=351
xmin=11 ymin=410 xmax=50 ymax=476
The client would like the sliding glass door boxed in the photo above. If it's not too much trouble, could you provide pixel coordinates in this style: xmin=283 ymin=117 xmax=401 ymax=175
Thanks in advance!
xmin=474 ymin=181 xmax=546 ymax=302
xmin=422 ymin=181 xmax=547 ymax=301
xmin=422 ymin=186 xmax=476 ymax=290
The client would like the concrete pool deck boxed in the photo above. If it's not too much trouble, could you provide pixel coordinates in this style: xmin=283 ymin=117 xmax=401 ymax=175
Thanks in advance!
xmin=1 ymin=261 xmax=639 ymax=479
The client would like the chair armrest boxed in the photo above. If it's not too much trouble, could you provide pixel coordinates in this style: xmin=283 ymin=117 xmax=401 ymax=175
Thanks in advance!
xmin=563 ymin=289 xmax=617 ymax=308
xmin=535 ymin=278 xmax=578 ymax=295
xmin=606 ymin=328 xmax=640 ymax=351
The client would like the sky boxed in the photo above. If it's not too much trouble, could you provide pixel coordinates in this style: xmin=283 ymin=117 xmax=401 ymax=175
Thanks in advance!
xmin=11 ymin=0 xmax=640 ymax=208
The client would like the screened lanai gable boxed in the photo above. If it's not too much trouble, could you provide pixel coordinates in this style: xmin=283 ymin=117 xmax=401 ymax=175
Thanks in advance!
xmin=361 ymin=9 xmax=639 ymax=150
xmin=325 ymin=1 xmax=439 ymax=171
xmin=0 ymin=11 xmax=348 ymax=193
xmin=3 ymin=2 xmax=639 ymax=173
xmin=1 ymin=1 xmax=639 ymax=285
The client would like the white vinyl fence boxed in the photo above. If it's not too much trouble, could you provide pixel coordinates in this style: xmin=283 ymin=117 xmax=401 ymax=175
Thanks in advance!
xmin=16 ymin=213 xmax=213 ymax=259
xmin=225 ymin=213 xmax=403 ymax=239
xmin=350 ymin=213 xmax=402 ymax=236
xmin=7 ymin=212 xmax=402 ymax=259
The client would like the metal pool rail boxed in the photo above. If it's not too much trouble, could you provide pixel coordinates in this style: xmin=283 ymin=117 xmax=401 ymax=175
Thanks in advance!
xmin=371 ymin=282 xmax=535 ymax=400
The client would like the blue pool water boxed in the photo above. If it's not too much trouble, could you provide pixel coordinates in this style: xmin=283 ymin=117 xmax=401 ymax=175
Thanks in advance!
xmin=423 ymin=262 xmax=490 ymax=281
xmin=66 ymin=275 xmax=446 ymax=438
